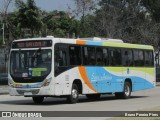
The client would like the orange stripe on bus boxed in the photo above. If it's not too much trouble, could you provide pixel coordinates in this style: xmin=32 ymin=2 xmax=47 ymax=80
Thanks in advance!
xmin=76 ymin=40 xmax=86 ymax=45
xmin=78 ymin=66 xmax=98 ymax=93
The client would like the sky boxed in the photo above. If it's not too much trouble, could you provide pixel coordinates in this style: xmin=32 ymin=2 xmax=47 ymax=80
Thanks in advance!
xmin=7 ymin=0 xmax=75 ymax=12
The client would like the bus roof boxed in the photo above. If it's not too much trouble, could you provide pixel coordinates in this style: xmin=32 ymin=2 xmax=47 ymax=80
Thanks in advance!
xmin=64 ymin=38 xmax=154 ymax=50
xmin=13 ymin=37 xmax=154 ymax=50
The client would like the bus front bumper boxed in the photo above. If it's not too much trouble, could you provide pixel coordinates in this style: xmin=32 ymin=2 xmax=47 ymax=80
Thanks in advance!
xmin=9 ymin=86 xmax=54 ymax=96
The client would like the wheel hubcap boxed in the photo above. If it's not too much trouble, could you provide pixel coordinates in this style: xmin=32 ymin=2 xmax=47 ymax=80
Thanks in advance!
xmin=72 ymin=89 xmax=78 ymax=99
xmin=125 ymin=85 xmax=130 ymax=96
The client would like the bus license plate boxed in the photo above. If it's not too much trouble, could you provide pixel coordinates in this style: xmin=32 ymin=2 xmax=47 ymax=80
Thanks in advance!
xmin=24 ymin=92 xmax=32 ymax=95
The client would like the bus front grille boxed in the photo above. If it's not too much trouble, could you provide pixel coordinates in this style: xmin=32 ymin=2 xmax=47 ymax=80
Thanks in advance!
xmin=16 ymin=89 xmax=40 ymax=95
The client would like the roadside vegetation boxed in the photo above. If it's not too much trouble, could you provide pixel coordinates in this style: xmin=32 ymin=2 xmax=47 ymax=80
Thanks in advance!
xmin=0 ymin=0 xmax=160 ymax=48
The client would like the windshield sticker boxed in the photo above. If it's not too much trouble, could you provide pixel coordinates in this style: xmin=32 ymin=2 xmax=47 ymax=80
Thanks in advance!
xmin=32 ymin=68 xmax=47 ymax=77
xmin=22 ymin=73 xmax=28 ymax=77
xmin=32 ymin=68 xmax=47 ymax=71
xmin=32 ymin=71 xmax=41 ymax=76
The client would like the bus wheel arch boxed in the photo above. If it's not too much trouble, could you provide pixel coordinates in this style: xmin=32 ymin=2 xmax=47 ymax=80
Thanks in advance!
xmin=72 ymin=79 xmax=82 ymax=94
xmin=67 ymin=79 xmax=82 ymax=104
xmin=125 ymin=78 xmax=132 ymax=92
xmin=115 ymin=78 xmax=132 ymax=99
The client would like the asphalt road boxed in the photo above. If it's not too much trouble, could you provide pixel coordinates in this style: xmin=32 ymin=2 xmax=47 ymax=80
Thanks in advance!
xmin=0 ymin=87 xmax=160 ymax=119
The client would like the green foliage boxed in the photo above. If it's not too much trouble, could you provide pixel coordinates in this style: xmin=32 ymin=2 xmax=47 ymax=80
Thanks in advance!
xmin=15 ymin=0 xmax=42 ymax=37
xmin=85 ymin=0 xmax=160 ymax=46
xmin=4 ymin=0 xmax=160 ymax=48
xmin=69 ymin=19 xmax=80 ymax=37
xmin=10 ymin=0 xmax=82 ymax=38
xmin=78 ymin=15 xmax=96 ymax=37
xmin=73 ymin=0 xmax=96 ymax=37
xmin=141 ymin=0 xmax=160 ymax=22
xmin=43 ymin=10 xmax=80 ymax=38
xmin=54 ymin=28 xmax=65 ymax=37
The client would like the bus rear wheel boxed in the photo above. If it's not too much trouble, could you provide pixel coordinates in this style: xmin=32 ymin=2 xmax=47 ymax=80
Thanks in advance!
xmin=86 ymin=94 xmax=101 ymax=100
xmin=32 ymin=96 xmax=44 ymax=104
xmin=67 ymin=84 xmax=79 ymax=104
xmin=115 ymin=81 xmax=131 ymax=99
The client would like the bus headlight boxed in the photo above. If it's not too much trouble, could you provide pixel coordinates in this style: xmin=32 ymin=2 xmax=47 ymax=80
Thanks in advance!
xmin=43 ymin=77 xmax=52 ymax=87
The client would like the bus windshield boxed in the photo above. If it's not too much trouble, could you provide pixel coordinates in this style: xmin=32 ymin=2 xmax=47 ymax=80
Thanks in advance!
xmin=10 ymin=49 xmax=52 ymax=82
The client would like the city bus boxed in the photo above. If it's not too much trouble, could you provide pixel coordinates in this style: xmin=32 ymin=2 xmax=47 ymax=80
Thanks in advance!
xmin=8 ymin=36 xmax=156 ymax=104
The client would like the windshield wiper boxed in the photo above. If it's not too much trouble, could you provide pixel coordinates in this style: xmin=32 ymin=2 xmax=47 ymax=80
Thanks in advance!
xmin=31 ymin=48 xmax=42 ymax=67
xmin=32 ymin=48 xmax=41 ymax=58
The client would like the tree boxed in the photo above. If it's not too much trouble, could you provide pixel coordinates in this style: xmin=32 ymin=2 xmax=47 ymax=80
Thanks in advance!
xmin=0 ymin=0 xmax=13 ymax=45
xmin=15 ymin=0 xmax=42 ymax=37
xmin=73 ymin=0 xmax=96 ymax=37
xmin=141 ymin=0 xmax=160 ymax=23
xmin=140 ymin=0 xmax=160 ymax=47
xmin=42 ymin=10 xmax=80 ymax=38
xmin=92 ymin=0 xmax=159 ymax=46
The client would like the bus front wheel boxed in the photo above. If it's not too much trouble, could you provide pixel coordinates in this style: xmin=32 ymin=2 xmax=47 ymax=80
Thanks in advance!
xmin=115 ymin=81 xmax=131 ymax=99
xmin=32 ymin=96 xmax=44 ymax=104
xmin=67 ymin=84 xmax=79 ymax=104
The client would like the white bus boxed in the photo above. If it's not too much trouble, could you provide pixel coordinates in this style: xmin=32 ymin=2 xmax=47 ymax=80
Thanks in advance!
xmin=8 ymin=36 xmax=156 ymax=103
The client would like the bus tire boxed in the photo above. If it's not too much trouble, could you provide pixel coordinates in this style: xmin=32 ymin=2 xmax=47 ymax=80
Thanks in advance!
xmin=67 ymin=84 xmax=79 ymax=104
xmin=32 ymin=96 xmax=44 ymax=104
xmin=86 ymin=94 xmax=101 ymax=100
xmin=115 ymin=81 xmax=131 ymax=99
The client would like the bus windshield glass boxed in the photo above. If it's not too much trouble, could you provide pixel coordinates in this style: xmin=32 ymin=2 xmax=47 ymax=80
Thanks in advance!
xmin=10 ymin=49 xmax=52 ymax=80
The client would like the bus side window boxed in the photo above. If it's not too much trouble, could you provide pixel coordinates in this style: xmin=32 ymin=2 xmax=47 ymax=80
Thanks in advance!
xmin=133 ymin=50 xmax=139 ymax=66
xmin=103 ymin=48 xmax=109 ymax=66
xmin=133 ymin=50 xmax=144 ymax=66
xmin=145 ymin=51 xmax=150 ymax=66
xmin=88 ymin=47 xmax=96 ymax=65
xmin=122 ymin=50 xmax=128 ymax=66
xmin=122 ymin=49 xmax=133 ymax=66
xmin=128 ymin=50 xmax=133 ymax=66
xmin=69 ymin=46 xmax=81 ymax=66
xmin=109 ymin=48 xmax=121 ymax=66
xmin=150 ymin=51 xmax=154 ymax=66
xmin=139 ymin=50 xmax=144 ymax=66
xmin=83 ymin=47 xmax=96 ymax=66
xmin=83 ymin=47 xmax=88 ymax=65
xmin=59 ymin=51 xmax=67 ymax=66
xmin=145 ymin=51 xmax=154 ymax=67
xmin=55 ymin=49 xmax=67 ymax=67
xmin=96 ymin=47 xmax=104 ymax=66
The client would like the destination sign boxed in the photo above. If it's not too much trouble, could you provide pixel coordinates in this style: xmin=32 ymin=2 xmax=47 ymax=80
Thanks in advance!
xmin=12 ymin=40 xmax=52 ymax=48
